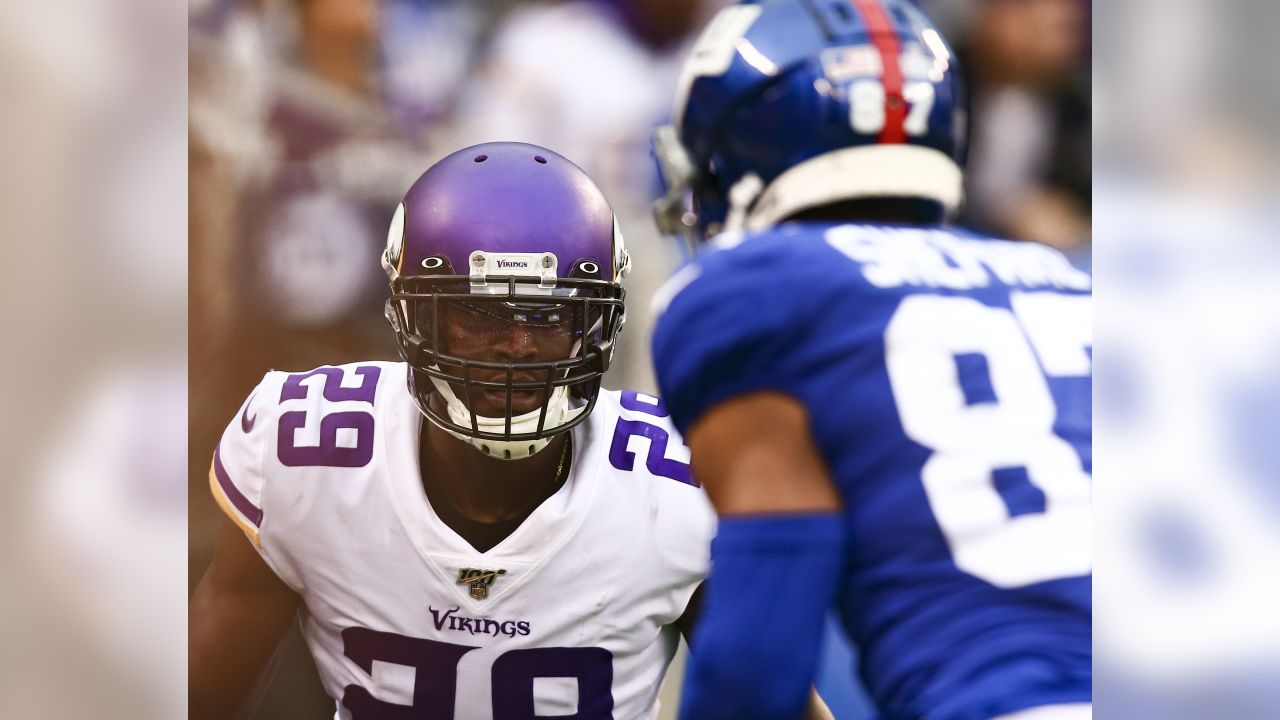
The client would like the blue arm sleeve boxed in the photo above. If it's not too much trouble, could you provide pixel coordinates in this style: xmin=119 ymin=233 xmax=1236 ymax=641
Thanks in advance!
xmin=680 ymin=514 xmax=845 ymax=720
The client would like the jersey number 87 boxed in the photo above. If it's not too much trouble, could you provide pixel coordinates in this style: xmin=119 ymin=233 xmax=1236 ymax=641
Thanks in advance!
xmin=885 ymin=292 xmax=1092 ymax=588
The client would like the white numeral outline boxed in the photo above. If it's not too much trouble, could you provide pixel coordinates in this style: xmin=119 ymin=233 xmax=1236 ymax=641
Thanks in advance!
xmin=848 ymin=80 xmax=936 ymax=137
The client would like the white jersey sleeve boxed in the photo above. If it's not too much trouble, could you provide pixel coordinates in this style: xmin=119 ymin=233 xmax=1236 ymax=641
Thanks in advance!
xmin=209 ymin=373 xmax=272 ymax=543
xmin=208 ymin=369 xmax=311 ymax=591
xmin=601 ymin=389 xmax=714 ymax=615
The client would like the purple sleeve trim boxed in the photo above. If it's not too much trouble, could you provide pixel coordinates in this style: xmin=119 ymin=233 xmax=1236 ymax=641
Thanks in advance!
xmin=214 ymin=443 xmax=264 ymax=527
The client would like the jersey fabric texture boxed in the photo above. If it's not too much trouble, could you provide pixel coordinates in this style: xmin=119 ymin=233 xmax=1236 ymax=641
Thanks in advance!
xmin=652 ymin=223 xmax=1093 ymax=720
xmin=210 ymin=362 xmax=713 ymax=720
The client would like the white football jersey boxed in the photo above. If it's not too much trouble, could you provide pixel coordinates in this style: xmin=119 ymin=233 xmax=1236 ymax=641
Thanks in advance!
xmin=210 ymin=361 xmax=713 ymax=720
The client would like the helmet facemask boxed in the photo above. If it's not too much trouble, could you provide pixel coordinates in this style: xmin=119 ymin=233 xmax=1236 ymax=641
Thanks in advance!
xmin=382 ymin=142 xmax=629 ymax=460
xmin=652 ymin=124 xmax=707 ymax=253
xmin=387 ymin=255 xmax=625 ymax=460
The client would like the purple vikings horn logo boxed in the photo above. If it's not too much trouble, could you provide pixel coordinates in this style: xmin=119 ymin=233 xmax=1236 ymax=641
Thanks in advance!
xmin=457 ymin=568 xmax=507 ymax=599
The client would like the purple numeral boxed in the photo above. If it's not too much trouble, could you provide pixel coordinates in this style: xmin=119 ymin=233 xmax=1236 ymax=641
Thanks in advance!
xmin=612 ymin=391 xmax=694 ymax=484
xmin=493 ymin=647 xmax=614 ymax=719
xmin=608 ymin=418 xmax=695 ymax=486
xmin=341 ymin=628 xmax=477 ymax=719
xmin=341 ymin=627 xmax=614 ymax=720
xmin=619 ymin=390 xmax=669 ymax=416
xmin=278 ymin=411 xmax=375 ymax=467
xmin=277 ymin=366 xmax=380 ymax=468
xmin=281 ymin=366 xmax=381 ymax=404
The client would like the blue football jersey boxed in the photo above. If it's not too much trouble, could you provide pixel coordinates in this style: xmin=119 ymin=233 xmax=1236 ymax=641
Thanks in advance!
xmin=652 ymin=223 xmax=1092 ymax=720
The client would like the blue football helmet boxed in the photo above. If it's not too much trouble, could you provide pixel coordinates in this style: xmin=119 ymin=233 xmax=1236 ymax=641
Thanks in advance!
xmin=653 ymin=0 xmax=967 ymax=245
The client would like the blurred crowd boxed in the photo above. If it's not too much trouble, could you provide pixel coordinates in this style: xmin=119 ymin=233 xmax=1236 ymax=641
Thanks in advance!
xmin=188 ymin=0 xmax=1092 ymax=481
xmin=189 ymin=0 xmax=1090 ymax=715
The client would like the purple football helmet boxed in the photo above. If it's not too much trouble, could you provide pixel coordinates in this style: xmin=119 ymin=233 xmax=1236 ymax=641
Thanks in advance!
xmin=383 ymin=142 xmax=630 ymax=459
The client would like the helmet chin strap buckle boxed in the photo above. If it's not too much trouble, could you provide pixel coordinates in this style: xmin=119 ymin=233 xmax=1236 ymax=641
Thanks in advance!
xmin=651 ymin=124 xmax=703 ymax=254
xmin=587 ymin=340 xmax=614 ymax=373
xmin=425 ymin=374 xmax=583 ymax=461
xmin=723 ymin=173 xmax=764 ymax=234
xmin=460 ymin=431 xmax=549 ymax=461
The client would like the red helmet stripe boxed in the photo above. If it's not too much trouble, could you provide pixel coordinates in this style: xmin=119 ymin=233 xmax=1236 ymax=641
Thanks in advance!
xmin=850 ymin=0 xmax=906 ymax=144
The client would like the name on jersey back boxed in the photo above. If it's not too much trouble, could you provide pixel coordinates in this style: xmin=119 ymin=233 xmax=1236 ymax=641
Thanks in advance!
xmin=826 ymin=225 xmax=1090 ymax=291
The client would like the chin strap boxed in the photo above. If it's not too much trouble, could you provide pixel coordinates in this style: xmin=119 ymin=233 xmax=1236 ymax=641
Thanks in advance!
xmin=721 ymin=173 xmax=765 ymax=235
xmin=426 ymin=375 xmax=585 ymax=460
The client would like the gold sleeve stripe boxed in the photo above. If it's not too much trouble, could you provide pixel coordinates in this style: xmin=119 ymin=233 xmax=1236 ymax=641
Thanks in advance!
xmin=208 ymin=457 xmax=262 ymax=547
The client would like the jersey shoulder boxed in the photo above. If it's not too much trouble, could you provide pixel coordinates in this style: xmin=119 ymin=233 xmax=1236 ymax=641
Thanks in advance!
xmin=651 ymin=226 xmax=837 ymax=313
xmin=650 ymin=224 xmax=1092 ymax=432
xmin=650 ymin=228 xmax=839 ymax=434
xmin=592 ymin=388 xmax=697 ymax=489
xmin=590 ymin=388 xmax=715 ymax=582
xmin=209 ymin=370 xmax=283 ymax=548
xmin=209 ymin=360 xmax=405 ymax=547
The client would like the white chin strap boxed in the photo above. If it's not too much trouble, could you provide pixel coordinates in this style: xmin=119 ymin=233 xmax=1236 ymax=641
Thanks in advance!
xmin=724 ymin=145 xmax=965 ymax=233
xmin=427 ymin=375 xmax=585 ymax=460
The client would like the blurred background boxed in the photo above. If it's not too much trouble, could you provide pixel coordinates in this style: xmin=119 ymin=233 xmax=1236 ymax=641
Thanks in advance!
xmin=6 ymin=0 xmax=1216 ymax=718
xmin=15 ymin=0 xmax=1280 ymax=712
xmin=189 ymin=0 xmax=1090 ymax=716
xmin=21 ymin=0 xmax=1280 ymax=717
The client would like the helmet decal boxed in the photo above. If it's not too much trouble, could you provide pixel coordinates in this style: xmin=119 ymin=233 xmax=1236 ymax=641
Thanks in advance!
xmin=383 ymin=202 xmax=406 ymax=281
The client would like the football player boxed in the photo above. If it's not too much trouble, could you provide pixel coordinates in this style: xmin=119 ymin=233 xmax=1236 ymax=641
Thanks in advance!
xmin=189 ymin=143 xmax=716 ymax=719
xmin=650 ymin=2 xmax=1092 ymax=719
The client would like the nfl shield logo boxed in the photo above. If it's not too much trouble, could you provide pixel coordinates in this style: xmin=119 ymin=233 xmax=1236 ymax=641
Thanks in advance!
xmin=456 ymin=567 xmax=506 ymax=600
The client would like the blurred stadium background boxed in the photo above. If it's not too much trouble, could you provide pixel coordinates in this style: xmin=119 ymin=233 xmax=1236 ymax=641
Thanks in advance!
xmin=21 ymin=0 xmax=1280 ymax=717
xmin=188 ymin=0 xmax=1089 ymax=716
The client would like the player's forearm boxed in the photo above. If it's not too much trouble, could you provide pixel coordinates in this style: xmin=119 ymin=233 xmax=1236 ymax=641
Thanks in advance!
xmin=188 ymin=573 xmax=296 ymax=719
xmin=678 ymin=514 xmax=844 ymax=719
xmin=189 ymin=591 xmax=267 ymax=718
xmin=189 ymin=605 xmax=255 ymax=717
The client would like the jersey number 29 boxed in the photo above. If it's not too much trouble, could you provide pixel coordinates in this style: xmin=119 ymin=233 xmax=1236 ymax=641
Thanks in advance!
xmin=342 ymin=628 xmax=612 ymax=719
xmin=885 ymin=293 xmax=1091 ymax=588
